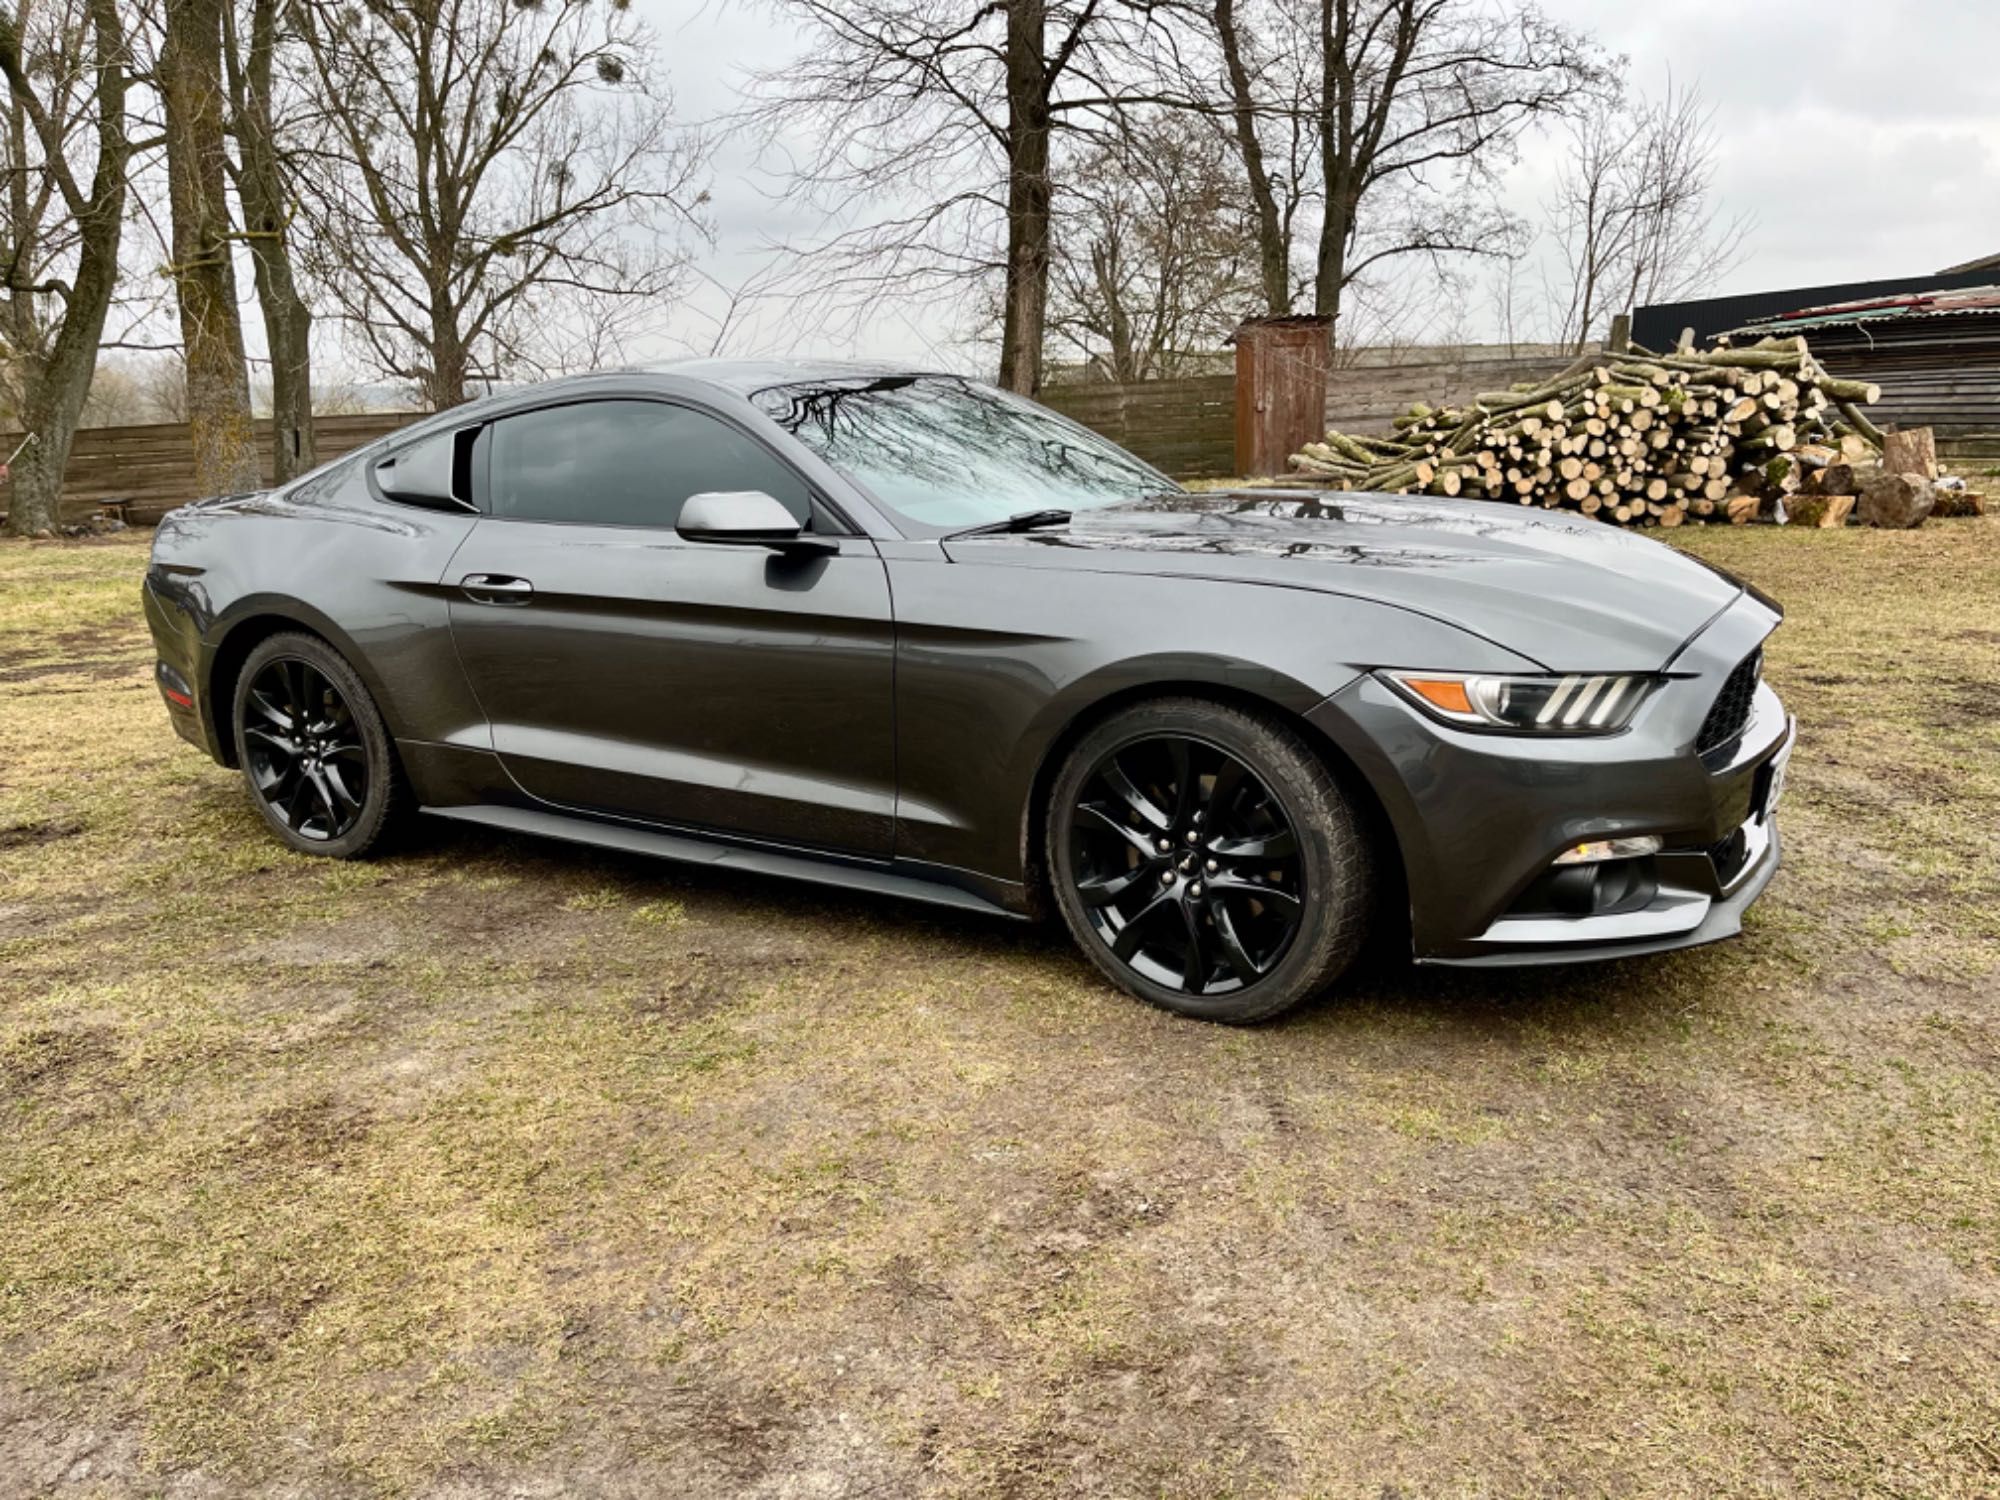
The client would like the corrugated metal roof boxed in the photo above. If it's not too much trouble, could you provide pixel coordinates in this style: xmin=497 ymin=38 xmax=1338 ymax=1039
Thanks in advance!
xmin=1726 ymin=286 xmax=2000 ymax=336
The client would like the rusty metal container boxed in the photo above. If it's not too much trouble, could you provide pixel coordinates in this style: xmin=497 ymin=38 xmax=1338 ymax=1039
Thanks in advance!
xmin=1232 ymin=316 xmax=1334 ymax=478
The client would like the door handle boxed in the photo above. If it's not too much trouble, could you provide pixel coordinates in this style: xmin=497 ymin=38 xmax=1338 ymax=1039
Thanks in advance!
xmin=461 ymin=573 xmax=533 ymax=605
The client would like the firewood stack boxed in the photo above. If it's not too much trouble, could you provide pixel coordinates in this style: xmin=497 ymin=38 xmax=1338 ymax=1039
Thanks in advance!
xmin=1289 ymin=335 xmax=1891 ymax=527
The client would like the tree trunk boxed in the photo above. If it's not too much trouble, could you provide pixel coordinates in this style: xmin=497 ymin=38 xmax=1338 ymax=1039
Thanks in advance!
xmin=0 ymin=0 xmax=130 ymax=537
xmin=1311 ymin=192 xmax=1350 ymax=327
xmin=162 ymin=0 xmax=260 ymax=495
xmin=1309 ymin=0 xmax=1353 ymax=328
xmin=1086 ymin=238 xmax=1138 ymax=382
xmin=424 ymin=301 xmax=469 ymax=409
xmin=226 ymin=0 xmax=314 ymax=481
xmin=996 ymin=0 xmax=1050 ymax=396
xmin=1213 ymin=0 xmax=1290 ymax=315
xmin=10 ymin=383 xmax=83 ymax=536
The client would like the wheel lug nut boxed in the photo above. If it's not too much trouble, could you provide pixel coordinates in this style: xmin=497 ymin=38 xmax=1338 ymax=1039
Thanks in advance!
xmin=1188 ymin=882 xmax=1203 ymax=898
xmin=1160 ymin=869 xmax=1174 ymax=885
xmin=1185 ymin=830 xmax=1198 ymax=844
xmin=1157 ymin=837 xmax=1171 ymax=853
xmin=1206 ymin=859 xmax=1218 ymax=873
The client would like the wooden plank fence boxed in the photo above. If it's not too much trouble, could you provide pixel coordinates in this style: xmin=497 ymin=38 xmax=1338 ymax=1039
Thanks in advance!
xmin=1038 ymin=354 xmax=1581 ymax=481
xmin=3 ymin=411 xmax=422 ymax=527
xmin=16 ymin=349 xmax=1990 ymax=529
xmin=1040 ymin=374 xmax=1239 ymax=479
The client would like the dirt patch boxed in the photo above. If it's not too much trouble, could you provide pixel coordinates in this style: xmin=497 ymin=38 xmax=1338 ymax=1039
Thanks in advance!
xmin=241 ymin=916 xmax=408 ymax=969
xmin=0 ymin=816 xmax=84 ymax=850
xmin=631 ymin=966 xmax=746 ymax=1023
xmin=0 ymin=1025 xmax=113 ymax=1092
xmin=234 ymin=1094 xmax=377 ymax=1168
xmin=0 ymin=622 xmax=148 ymax=683
xmin=1947 ymin=677 xmax=2000 ymax=725
xmin=0 ymin=654 xmax=149 ymax=684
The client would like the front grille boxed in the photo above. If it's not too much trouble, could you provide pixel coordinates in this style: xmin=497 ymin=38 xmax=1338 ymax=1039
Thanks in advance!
xmin=1696 ymin=648 xmax=1762 ymax=755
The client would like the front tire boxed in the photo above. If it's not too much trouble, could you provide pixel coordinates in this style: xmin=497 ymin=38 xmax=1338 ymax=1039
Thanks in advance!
xmin=1046 ymin=698 xmax=1373 ymax=1023
xmin=232 ymin=632 xmax=407 ymax=859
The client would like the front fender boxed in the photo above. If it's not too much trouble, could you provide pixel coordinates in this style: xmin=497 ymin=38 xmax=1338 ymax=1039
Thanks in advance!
xmin=886 ymin=553 xmax=1538 ymax=884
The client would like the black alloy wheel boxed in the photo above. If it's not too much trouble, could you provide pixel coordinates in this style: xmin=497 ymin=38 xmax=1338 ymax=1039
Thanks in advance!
xmin=243 ymin=656 xmax=370 ymax=840
xmin=232 ymin=632 xmax=405 ymax=858
xmin=1048 ymin=698 xmax=1373 ymax=1023
xmin=1069 ymin=735 xmax=1304 ymax=995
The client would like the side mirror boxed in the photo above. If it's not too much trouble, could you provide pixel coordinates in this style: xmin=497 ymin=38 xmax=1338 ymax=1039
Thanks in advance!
xmin=373 ymin=429 xmax=474 ymax=512
xmin=677 ymin=490 xmax=832 ymax=551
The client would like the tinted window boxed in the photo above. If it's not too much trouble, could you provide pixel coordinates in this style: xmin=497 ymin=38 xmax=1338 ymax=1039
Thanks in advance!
xmin=753 ymin=375 xmax=1173 ymax=532
xmin=487 ymin=399 xmax=813 ymax=528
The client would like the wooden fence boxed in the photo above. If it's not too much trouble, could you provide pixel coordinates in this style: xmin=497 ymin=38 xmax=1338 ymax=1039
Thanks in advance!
xmin=1039 ymin=353 xmax=1583 ymax=481
xmin=4 ymin=411 xmax=422 ymax=527
xmin=1040 ymin=375 xmax=1239 ymax=478
xmin=19 ymin=348 xmax=1989 ymax=528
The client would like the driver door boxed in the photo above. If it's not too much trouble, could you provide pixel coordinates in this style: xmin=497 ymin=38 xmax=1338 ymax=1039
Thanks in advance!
xmin=445 ymin=396 xmax=897 ymax=858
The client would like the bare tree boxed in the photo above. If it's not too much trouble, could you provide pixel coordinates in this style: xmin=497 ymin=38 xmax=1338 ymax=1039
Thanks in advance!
xmin=80 ymin=358 xmax=148 ymax=425
xmin=1485 ymin=248 xmax=1529 ymax=356
xmin=289 ymin=0 xmax=707 ymax=410
xmin=161 ymin=0 xmax=261 ymax=492
xmin=1543 ymin=77 xmax=1749 ymax=353
xmin=1047 ymin=110 xmax=1255 ymax=381
xmin=1206 ymin=0 xmax=1314 ymax=314
xmin=83 ymin=351 xmax=187 ymax=424
xmin=1193 ymin=0 xmax=1607 ymax=334
xmin=1614 ymin=79 xmax=1749 ymax=316
xmin=0 ymin=0 xmax=132 ymax=535
xmin=134 ymin=348 xmax=188 ymax=421
xmin=223 ymin=0 xmax=312 ymax=479
xmin=741 ymin=0 xmax=1168 ymax=396
xmin=1541 ymin=97 xmax=1623 ymax=354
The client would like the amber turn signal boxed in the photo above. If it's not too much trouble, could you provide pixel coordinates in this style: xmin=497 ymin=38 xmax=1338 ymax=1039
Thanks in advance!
xmin=1396 ymin=677 xmax=1475 ymax=715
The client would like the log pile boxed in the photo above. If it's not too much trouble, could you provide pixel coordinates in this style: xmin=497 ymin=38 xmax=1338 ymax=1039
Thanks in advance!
xmin=1289 ymin=335 xmax=1894 ymax=527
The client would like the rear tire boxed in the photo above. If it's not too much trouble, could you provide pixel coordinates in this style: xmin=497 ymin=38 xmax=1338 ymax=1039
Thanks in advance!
xmin=1046 ymin=697 xmax=1373 ymax=1023
xmin=232 ymin=632 xmax=408 ymax=859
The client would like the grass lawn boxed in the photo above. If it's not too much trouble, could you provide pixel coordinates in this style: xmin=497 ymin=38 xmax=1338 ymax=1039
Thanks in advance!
xmin=2 ymin=520 xmax=1997 ymax=1497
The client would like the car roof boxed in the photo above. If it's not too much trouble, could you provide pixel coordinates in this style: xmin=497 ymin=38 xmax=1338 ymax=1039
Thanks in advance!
xmin=372 ymin=361 xmax=983 ymax=456
xmin=633 ymin=358 xmax=966 ymax=396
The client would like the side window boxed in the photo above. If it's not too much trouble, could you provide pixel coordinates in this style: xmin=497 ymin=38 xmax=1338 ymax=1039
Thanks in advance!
xmin=485 ymin=399 xmax=814 ymax=529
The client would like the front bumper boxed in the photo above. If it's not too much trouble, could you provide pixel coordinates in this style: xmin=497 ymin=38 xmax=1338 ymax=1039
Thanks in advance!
xmin=1308 ymin=592 xmax=1792 ymax=965
xmin=1427 ymin=720 xmax=1790 ymax=967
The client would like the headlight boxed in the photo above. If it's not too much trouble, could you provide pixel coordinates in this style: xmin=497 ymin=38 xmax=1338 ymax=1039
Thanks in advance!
xmin=1380 ymin=670 xmax=1656 ymax=734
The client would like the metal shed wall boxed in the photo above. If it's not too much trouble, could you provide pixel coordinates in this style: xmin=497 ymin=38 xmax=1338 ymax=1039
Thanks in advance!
xmin=1806 ymin=313 xmax=2000 ymax=458
xmin=1633 ymin=269 xmax=2000 ymax=349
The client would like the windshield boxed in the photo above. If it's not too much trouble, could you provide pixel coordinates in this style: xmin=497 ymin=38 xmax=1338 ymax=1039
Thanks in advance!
xmin=753 ymin=374 xmax=1178 ymax=533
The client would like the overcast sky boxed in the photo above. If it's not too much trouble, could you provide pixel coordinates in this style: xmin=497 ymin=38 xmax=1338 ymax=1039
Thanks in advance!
xmin=188 ymin=0 xmax=1989 ymax=392
xmin=626 ymin=0 xmax=2000 ymax=368
xmin=1528 ymin=0 xmax=2000 ymax=293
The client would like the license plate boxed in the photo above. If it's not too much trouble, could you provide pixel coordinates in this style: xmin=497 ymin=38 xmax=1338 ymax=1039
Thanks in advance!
xmin=1762 ymin=740 xmax=1792 ymax=822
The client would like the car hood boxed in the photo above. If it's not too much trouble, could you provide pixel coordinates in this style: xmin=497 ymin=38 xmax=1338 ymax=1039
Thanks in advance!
xmin=941 ymin=489 xmax=1753 ymax=672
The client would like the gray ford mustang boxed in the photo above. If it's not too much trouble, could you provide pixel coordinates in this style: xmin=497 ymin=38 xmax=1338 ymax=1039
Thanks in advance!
xmin=144 ymin=362 xmax=1794 ymax=1022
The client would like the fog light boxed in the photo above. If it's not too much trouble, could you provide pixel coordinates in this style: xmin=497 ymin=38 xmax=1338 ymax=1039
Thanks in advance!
xmin=1554 ymin=835 xmax=1662 ymax=866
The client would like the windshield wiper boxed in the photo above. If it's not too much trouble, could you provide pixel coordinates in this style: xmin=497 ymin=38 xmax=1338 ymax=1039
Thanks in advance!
xmin=945 ymin=508 xmax=1073 ymax=540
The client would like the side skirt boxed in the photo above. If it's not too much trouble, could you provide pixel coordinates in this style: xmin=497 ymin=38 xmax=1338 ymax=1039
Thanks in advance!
xmin=422 ymin=803 xmax=1029 ymax=922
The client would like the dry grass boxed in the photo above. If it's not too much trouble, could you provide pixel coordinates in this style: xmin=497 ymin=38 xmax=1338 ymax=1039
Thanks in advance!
xmin=1 ymin=521 xmax=1997 ymax=1498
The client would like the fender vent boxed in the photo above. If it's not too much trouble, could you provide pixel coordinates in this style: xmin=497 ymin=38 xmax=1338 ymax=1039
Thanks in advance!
xmin=1696 ymin=649 xmax=1762 ymax=756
